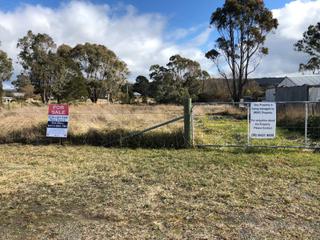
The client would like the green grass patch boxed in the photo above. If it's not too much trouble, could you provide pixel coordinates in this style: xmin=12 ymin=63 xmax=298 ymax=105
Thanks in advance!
xmin=0 ymin=144 xmax=319 ymax=239
xmin=194 ymin=116 xmax=317 ymax=147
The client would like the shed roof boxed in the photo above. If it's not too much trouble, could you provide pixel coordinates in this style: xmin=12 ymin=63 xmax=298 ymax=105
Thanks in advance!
xmin=278 ymin=76 xmax=320 ymax=87
xmin=252 ymin=77 xmax=284 ymax=88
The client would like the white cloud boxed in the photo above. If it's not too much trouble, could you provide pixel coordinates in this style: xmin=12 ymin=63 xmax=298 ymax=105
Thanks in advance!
xmin=0 ymin=0 xmax=212 ymax=88
xmin=256 ymin=0 xmax=320 ymax=77
xmin=190 ymin=28 xmax=212 ymax=47
xmin=167 ymin=26 xmax=199 ymax=41
xmin=2 ymin=0 xmax=317 ymax=90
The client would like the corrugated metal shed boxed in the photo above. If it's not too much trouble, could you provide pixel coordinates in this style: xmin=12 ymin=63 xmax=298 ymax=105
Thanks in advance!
xmin=252 ymin=77 xmax=284 ymax=88
xmin=276 ymin=86 xmax=309 ymax=101
xmin=276 ymin=75 xmax=320 ymax=102
xmin=278 ymin=76 xmax=320 ymax=87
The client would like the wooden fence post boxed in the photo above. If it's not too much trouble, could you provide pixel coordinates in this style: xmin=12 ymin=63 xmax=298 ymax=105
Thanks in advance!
xmin=184 ymin=98 xmax=193 ymax=148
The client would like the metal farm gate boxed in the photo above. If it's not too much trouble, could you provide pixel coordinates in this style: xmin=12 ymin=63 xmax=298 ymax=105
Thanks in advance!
xmin=186 ymin=100 xmax=320 ymax=150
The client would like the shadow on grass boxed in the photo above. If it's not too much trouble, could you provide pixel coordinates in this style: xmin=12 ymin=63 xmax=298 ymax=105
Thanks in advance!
xmin=198 ymin=146 xmax=309 ymax=155
xmin=0 ymin=123 xmax=185 ymax=149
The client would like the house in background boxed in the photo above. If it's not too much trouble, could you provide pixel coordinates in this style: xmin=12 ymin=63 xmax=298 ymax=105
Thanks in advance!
xmin=1 ymin=90 xmax=26 ymax=104
xmin=12 ymin=92 xmax=25 ymax=99
xmin=2 ymin=96 xmax=13 ymax=104
xmin=275 ymin=76 xmax=320 ymax=102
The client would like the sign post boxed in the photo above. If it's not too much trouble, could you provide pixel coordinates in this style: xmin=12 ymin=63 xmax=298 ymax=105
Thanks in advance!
xmin=250 ymin=102 xmax=276 ymax=139
xmin=46 ymin=104 xmax=69 ymax=139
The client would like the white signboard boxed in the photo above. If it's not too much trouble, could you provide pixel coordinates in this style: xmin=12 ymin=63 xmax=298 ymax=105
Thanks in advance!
xmin=250 ymin=102 xmax=276 ymax=139
xmin=46 ymin=104 xmax=69 ymax=138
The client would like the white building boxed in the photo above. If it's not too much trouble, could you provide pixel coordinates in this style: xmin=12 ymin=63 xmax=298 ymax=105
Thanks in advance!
xmin=2 ymin=97 xmax=13 ymax=104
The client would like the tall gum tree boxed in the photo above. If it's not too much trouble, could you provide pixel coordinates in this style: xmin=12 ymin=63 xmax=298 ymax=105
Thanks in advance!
xmin=206 ymin=0 xmax=278 ymax=102
xmin=295 ymin=22 xmax=320 ymax=74
xmin=149 ymin=55 xmax=210 ymax=103
xmin=0 ymin=49 xmax=13 ymax=104
xmin=49 ymin=44 xmax=88 ymax=103
xmin=70 ymin=43 xmax=129 ymax=103
xmin=17 ymin=30 xmax=56 ymax=103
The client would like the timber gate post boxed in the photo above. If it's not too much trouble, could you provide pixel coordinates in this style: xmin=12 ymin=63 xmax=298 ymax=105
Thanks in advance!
xmin=184 ymin=98 xmax=193 ymax=148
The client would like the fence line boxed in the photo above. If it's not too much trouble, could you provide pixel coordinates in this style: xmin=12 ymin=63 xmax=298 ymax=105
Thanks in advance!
xmin=1 ymin=99 xmax=320 ymax=149
xmin=190 ymin=100 xmax=320 ymax=150
xmin=119 ymin=115 xmax=184 ymax=147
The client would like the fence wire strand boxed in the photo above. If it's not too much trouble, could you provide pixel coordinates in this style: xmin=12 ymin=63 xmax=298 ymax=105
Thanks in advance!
xmin=193 ymin=102 xmax=320 ymax=149
xmin=0 ymin=103 xmax=185 ymax=148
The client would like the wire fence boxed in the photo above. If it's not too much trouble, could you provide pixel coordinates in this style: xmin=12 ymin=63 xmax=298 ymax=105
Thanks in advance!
xmin=0 ymin=103 xmax=185 ymax=148
xmin=1 ymin=100 xmax=320 ymax=149
xmin=193 ymin=101 xmax=320 ymax=149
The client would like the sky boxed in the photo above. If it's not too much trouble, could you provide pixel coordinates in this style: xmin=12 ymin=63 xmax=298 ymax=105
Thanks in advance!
xmin=0 ymin=0 xmax=319 ymax=89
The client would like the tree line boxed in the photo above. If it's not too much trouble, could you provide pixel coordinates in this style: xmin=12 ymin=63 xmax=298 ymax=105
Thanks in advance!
xmin=0 ymin=0 xmax=319 ymax=105
xmin=15 ymin=31 xmax=129 ymax=104
xmin=132 ymin=55 xmax=210 ymax=103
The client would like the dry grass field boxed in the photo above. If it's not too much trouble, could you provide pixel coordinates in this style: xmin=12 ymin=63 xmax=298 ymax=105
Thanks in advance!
xmin=0 ymin=104 xmax=319 ymax=239
xmin=0 ymin=145 xmax=319 ymax=239
xmin=1 ymin=102 xmax=320 ymax=147
xmin=0 ymin=103 xmax=184 ymax=132
xmin=0 ymin=103 xmax=248 ymax=147
xmin=0 ymin=103 xmax=185 ymax=147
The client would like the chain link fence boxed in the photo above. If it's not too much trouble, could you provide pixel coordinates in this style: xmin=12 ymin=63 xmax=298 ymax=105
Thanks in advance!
xmin=193 ymin=101 xmax=320 ymax=149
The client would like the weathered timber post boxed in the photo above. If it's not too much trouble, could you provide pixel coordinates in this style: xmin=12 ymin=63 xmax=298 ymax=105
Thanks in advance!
xmin=184 ymin=98 xmax=193 ymax=148
xmin=305 ymin=102 xmax=309 ymax=147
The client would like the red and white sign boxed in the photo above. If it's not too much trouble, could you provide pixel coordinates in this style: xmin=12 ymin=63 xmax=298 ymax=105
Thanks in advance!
xmin=46 ymin=104 xmax=69 ymax=138
xmin=48 ymin=104 xmax=69 ymax=115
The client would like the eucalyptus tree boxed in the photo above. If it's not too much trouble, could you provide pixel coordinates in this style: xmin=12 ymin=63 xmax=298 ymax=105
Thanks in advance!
xmin=149 ymin=55 xmax=210 ymax=103
xmin=0 ymin=49 xmax=13 ymax=104
xmin=17 ymin=30 xmax=56 ymax=103
xmin=70 ymin=43 xmax=129 ymax=103
xmin=133 ymin=75 xmax=150 ymax=103
xmin=205 ymin=0 xmax=278 ymax=102
xmin=50 ymin=44 xmax=88 ymax=103
xmin=12 ymin=74 xmax=35 ymax=99
xmin=295 ymin=22 xmax=320 ymax=74
xmin=13 ymin=74 xmax=31 ymax=92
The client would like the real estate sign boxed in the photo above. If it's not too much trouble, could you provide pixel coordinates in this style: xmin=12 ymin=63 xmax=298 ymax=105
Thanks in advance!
xmin=46 ymin=104 xmax=69 ymax=138
xmin=250 ymin=102 xmax=276 ymax=139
